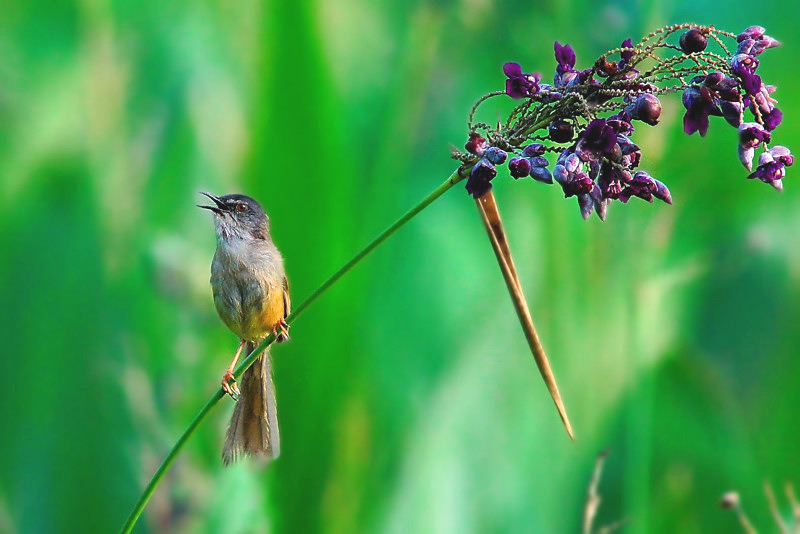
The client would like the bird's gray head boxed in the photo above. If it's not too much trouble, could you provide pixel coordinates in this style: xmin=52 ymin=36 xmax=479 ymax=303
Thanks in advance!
xmin=198 ymin=192 xmax=270 ymax=241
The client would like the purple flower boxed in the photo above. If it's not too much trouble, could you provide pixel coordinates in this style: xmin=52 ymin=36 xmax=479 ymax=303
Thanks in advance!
xmin=763 ymin=107 xmax=783 ymax=131
xmin=736 ymin=26 xmax=780 ymax=56
xmin=748 ymin=145 xmax=793 ymax=191
xmin=504 ymin=63 xmax=540 ymax=99
xmin=773 ymin=146 xmax=794 ymax=167
xmin=748 ymin=85 xmax=780 ymax=128
xmin=616 ymin=134 xmax=641 ymax=168
xmin=682 ymin=86 xmax=720 ymax=136
xmin=737 ymin=26 xmax=767 ymax=42
xmin=597 ymin=161 xmax=629 ymax=200
xmin=720 ymin=100 xmax=744 ymax=127
xmin=466 ymin=158 xmax=497 ymax=198
xmin=618 ymin=171 xmax=671 ymax=204
xmin=738 ymin=122 xmax=771 ymax=171
xmin=576 ymin=119 xmax=617 ymax=160
xmin=554 ymin=42 xmax=576 ymax=73
xmin=739 ymin=122 xmax=771 ymax=148
xmin=459 ymin=23 xmax=791 ymax=217
xmin=607 ymin=110 xmax=634 ymax=136
xmin=730 ymin=54 xmax=761 ymax=96
xmin=553 ymin=150 xmax=593 ymax=197
xmin=554 ymin=42 xmax=590 ymax=86
xmin=703 ymin=73 xmax=740 ymax=102
xmin=562 ymin=172 xmax=594 ymax=198
xmin=619 ymin=38 xmax=634 ymax=67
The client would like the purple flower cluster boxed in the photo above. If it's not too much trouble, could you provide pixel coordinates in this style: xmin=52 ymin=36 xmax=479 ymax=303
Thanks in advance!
xmin=684 ymin=27 xmax=782 ymax=136
xmin=459 ymin=24 xmax=791 ymax=219
xmin=503 ymin=63 xmax=540 ymax=99
xmin=548 ymin=113 xmax=671 ymax=219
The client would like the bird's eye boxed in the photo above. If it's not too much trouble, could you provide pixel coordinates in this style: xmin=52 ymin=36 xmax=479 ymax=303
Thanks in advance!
xmin=236 ymin=203 xmax=248 ymax=213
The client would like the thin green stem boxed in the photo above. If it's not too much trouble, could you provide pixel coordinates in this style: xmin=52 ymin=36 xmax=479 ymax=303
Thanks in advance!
xmin=119 ymin=168 xmax=466 ymax=534
xmin=289 ymin=168 xmax=465 ymax=320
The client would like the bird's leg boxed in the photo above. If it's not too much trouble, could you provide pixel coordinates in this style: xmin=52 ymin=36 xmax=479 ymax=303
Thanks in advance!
xmin=221 ymin=339 xmax=246 ymax=400
xmin=273 ymin=319 xmax=290 ymax=343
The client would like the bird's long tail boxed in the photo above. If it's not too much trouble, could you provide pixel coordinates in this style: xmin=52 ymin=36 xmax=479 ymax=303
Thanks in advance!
xmin=222 ymin=343 xmax=280 ymax=465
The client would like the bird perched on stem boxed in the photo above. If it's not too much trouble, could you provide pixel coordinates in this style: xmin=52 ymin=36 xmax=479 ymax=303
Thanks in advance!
xmin=198 ymin=192 xmax=290 ymax=465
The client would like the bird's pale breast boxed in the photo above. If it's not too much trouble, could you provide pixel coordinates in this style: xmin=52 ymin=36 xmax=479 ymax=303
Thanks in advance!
xmin=210 ymin=238 xmax=286 ymax=342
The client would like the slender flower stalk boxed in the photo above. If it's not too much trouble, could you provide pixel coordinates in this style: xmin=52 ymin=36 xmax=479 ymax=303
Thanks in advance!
xmin=721 ymin=482 xmax=800 ymax=533
xmin=120 ymin=169 xmax=467 ymax=534
xmin=122 ymin=117 xmax=553 ymax=532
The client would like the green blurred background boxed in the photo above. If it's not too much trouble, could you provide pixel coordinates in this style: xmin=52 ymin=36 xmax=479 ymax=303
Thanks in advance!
xmin=1 ymin=0 xmax=799 ymax=532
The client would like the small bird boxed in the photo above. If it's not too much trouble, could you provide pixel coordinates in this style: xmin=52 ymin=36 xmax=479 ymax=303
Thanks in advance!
xmin=198 ymin=192 xmax=290 ymax=465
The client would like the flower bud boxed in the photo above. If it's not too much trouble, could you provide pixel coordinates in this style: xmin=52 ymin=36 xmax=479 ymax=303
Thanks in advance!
xmin=549 ymin=120 xmax=574 ymax=143
xmin=564 ymin=153 xmax=581 ymax=173
xmin=522 ymin=143 xmax=546 ymax=157
xmin=530 ymin=166 xmax=553 ymax=184
xmin=653 ymin=179 xmax=673 ymax=204
xmin=737 ymin=26 xmax=765 ymax=42
xmin=627 ymin=93 xmax=662 ymax=126
xmin=465 ymin=132 xmax=488 ymax=155
xmin=508 ymin=157 xmax=531 ymax=178
xmin=680 ymin=29 xmax=707 ymax=53
xmin=763 ymin=108 xmax=783 ymax=131
xmin=465 ymin=158 xmax=497 ymax=198
xmin=720 ymin=492 xmax=740 ymax=510
xmin=720 ymin=101 xmax=743 ymax=127
xmin=738 ymin=145 xmax=755 ymax=171
xmin=553 ymin=164 xmax=569 ymax=185
xmin=771 ymin=145 xmax=794 ymax=166
xmin=485 ymin=146 xmax=508 ymax=165
xmin=578 ymin=193 xmax=594 ymax=220
xmin=528 ymin=156 xmax=549 ymax=168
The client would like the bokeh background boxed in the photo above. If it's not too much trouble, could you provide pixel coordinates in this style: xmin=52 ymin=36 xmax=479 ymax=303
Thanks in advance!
xmin=1 ymin=0 xmax=799 ymax=532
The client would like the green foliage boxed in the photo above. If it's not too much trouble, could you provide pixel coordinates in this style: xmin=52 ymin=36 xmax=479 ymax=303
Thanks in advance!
xmin=0 ymin=1 xmax=798 ymax=533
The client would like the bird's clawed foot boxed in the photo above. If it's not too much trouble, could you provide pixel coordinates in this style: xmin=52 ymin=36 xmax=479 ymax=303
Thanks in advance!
xmin=273 ymin=318 xmax=290 ymax=343
xmin=221 ymin=370 xmax=240 ymax=400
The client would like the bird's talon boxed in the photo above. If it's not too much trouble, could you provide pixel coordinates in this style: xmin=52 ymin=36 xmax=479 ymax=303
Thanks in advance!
xmin=273 ymin=319 xmax=290 ymax=343
xmin=222 ymin=371 xmax=240 ymax=400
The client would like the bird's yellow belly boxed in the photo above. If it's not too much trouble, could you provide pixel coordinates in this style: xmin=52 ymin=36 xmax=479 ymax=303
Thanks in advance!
xmin=211 ymin=261 xmax=284 ymax=342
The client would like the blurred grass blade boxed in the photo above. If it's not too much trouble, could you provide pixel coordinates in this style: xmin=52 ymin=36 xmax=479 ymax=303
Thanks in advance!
xmin=583 ymin=450 xmax=610 ymax=534
xmin=764 ymin=481 xmax=788 ymax=534
xmin=475 ymin=190 xmax=574 ymax=440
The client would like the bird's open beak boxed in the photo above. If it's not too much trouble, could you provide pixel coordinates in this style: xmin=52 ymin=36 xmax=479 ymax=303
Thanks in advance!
xmin=197 ymin=192 xmax=226 ymax=215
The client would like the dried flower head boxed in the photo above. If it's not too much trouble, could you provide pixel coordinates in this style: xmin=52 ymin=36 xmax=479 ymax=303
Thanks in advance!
xmin=720 ymin=491 xmax=741 ymax=509
xmin=454 ymin=24 xmax=790 ymax=219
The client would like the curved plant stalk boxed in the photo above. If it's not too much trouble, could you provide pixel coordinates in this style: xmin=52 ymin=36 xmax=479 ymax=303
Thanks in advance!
xmin=121 ymin=112 xmax=561 ymax=533
xmin=119 ymin=168 xmax=466 ymax=534
xmin=475 ymin=191 xmax=573 ymax=439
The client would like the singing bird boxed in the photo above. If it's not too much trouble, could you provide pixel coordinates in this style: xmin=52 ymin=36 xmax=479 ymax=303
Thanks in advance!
xmin=198 ymin=192 xmax=290 ymax=465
